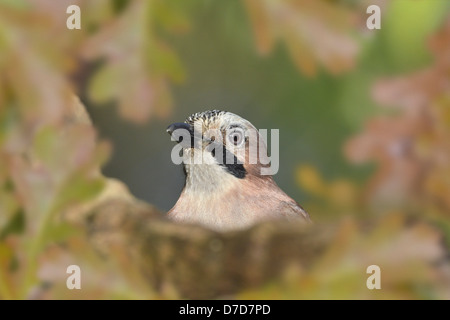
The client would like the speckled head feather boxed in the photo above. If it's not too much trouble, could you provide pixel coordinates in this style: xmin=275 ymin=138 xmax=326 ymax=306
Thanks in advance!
xmin=185 ymin=110 xmax=227 ymax=126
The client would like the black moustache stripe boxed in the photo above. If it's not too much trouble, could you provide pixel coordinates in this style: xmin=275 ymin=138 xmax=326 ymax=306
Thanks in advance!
xmin=221 ymin=162 xmax=246 ymax=179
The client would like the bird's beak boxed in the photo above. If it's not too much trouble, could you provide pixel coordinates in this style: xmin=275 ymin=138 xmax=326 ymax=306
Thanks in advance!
xmin=166 ymin=122 xmax=194 ymax=147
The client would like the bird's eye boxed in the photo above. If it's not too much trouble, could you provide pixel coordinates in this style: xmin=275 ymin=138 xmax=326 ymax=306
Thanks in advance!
xmin=227 ymin=128 xmax=245 ymax=146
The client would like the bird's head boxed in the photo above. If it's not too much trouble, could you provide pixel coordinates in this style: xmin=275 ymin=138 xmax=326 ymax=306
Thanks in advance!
xmin=167 ymin=110 xmax=271 ymax=189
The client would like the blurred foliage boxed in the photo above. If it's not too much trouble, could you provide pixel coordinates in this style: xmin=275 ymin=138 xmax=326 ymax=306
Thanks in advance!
xmin=83 ymin=0 xmax=189 ymax=122
xmin=345 ymin=18 xmax=450 ymax=214
xmin=296 ymin=165 xmax=361 ymax=220
xmin=383 ymin=0 xmax=449 ymax=71
xmin=244 ymin=0 xmax=361 ymax=76
xmin=240 ymin=214 xmax=448 ymax=299
xmin=291 ymin=16 xmax=450 ymax=299
xmin=0 ymin=0 xmax=449 ymax=300
xmin=0 ymin=0 xmax=190 ymax=298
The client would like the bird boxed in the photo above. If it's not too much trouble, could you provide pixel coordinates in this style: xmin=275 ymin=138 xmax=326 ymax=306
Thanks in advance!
xmin=166 ymin=110 xmax=311 ymax=232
